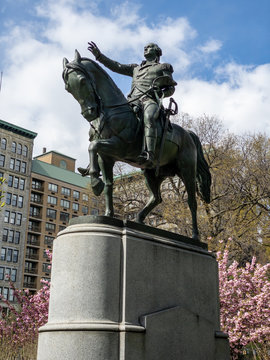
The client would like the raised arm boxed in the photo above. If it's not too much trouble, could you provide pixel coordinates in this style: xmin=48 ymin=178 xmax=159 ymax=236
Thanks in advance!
xmin=88 ymin=41 xmax=136 ymax=77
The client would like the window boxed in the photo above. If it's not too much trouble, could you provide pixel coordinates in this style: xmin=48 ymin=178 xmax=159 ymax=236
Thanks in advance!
xmin=30 ymin=206 xmax=40 ymax=217
xmin=9 ymin=288 xmax=14 ymax=302
xmin=13 ymin=250 xmax=18 ymax=263
xmin=11 ymin=194 xmax=17 ymax=206
xmin=60 ymin=199 xmax=70 ymax=208
xmin=10 ymin=212 xmax=16 ymax=224
xmin=6 ymin=248 xmax=12 ymax=262
xmin=4 ymin=210 xmax=10 ymax=223
xmin=82 ymin=206 xmax=88 ymax=214
xmin=2 ymin=229 xmax=8 ymax=242
xmin=48 ymin=183 xmax=58 ymax=192
xmin=1 ymin=248 xmax=6 ymax=261
xmin=17 ymin=143 xmax=22 ymax=155
xmin=6 ymin=193 xmax=12 ymax=205
xmin=73 ymin=190 xmax=80 ymax=199
xmin=44 ymin=236 xmax=54 ymax=245
xmin=21 ymin=161 xmax=26 ymax=173
xmin=8 ymin=175 xmax=13 ymax=187
xmin=45 ymin=223 xmax=56 ymax=232
xmin=16 ymin=213 xmax=22 ymax=226
xmin=3 ymin=287 xmax=9 ymax=300
xmin=91 ymin=208 xmax=99 ymax=215
xmin=82 ymin=193 xmax=89 ymax=201
xmin=0 ymin=154 xmax=5 ymax=167
xmin=26 ymin=248 xmax=38 ymax=260
xmin=92 ymin=198 xmax=98 ymax=207
xmin=59 ymin=225 xmax=66 ymax=232
xmin=19 ymin=178 xmax=25 ymax=190
xmin=22 ymin=145 xmax=28 ymax=157
xmin=4 ymin=268 xmax=11 ymax=280
xmin=31 ymin=193 xmax=42 ymax=203
xmin=28 ymin=220 xmax=40 ymax=232
xmin=8 ymin=230 xmax=14 ymax=243
xmin=59 ymin=160 xmax=66 ymax=169
xmin=25 ymin=261 xmax=35 ymax=273
xmin=11 ymin=142 xmax=16 ymax=153
xmin=11 ymin=269 xmax=17 ymax=282
xmin=15 ymin=159 xmax=21 ymax=172
xmin=46 ymin=208 xmax=56 ymax=219
xmin=61 ymin=187 xmax=71 ymax=196
xmin=9 ymin=158 xmax=15 ymax=170
xmin=27 ymin=233 xmax=39 ymax=245
xmin=24 ymin=275 xmax=36 ymax=287
xmin=0 ymin=267 xmax=4 ymax=280
xmin=47 ymin=195 xmax=57 ymax=205
xmin=42 ymin=263 xmax=51 ymax=273
xmin=14 ymin=232 xmax=20 ymax=244
xmin=60 ymin=212 xmax=69 ymax=222
xmin=72 ymin=203 xmax=79 ymax=211
xmin=13 ymin=177 xmax=19 ymax=188
xmin=1 ymin=138 xmax=6 ymax=150
xmin=32 ymin=179 xmax=42 ymax=190
xmin=18 ymin=195 xmax=23 ymax=208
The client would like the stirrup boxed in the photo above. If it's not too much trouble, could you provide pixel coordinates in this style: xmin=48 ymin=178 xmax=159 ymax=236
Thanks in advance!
xmin=137 ymin=151 xmax=154 ymax=167
xmin=138 ymin=151 xmax=151 ymax=161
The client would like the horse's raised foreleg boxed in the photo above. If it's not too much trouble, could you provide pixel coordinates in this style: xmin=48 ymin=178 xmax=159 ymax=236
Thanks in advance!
xmin=98 ymin=156 xmax=114 ymax=217
xmin=136 ymin=169 xmax=164 ymax=224
xmin=88 ymin=136 xmax=123 ymax=197
xmin=87 ymin=141 xmax=104 ymax=196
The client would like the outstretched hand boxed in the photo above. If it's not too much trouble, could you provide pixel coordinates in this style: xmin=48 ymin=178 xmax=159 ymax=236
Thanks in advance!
xmin=88 ymin=41 xmax=101 ymax=58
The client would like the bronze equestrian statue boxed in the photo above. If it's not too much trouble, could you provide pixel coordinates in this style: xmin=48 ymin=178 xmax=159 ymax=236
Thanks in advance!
xmin=88 ymin=41 xmax=177 ymax=168
xmin=62 ymin=46 xmax=211 ymax=240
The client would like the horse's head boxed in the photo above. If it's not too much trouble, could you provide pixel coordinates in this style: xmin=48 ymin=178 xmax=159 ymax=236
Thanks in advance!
xmin=62 ymin=50 xmax=99 ymax=122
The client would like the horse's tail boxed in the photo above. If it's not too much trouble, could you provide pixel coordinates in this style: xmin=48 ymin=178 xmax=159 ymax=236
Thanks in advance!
xmin=188 ymin=131 xmax=212 ymax=203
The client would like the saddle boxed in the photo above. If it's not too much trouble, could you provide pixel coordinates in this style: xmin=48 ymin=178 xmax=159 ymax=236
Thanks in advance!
xmin=132 ymin=104 xmax=173 ymax=133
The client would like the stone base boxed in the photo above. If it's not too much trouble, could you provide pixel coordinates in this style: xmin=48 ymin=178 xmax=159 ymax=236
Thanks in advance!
xmin=37 ymin=216 xmax=230 ymax=360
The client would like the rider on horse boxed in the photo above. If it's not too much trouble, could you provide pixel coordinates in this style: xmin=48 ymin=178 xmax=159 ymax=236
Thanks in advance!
xmin=88 ymin=41 xmax=177 ymax=168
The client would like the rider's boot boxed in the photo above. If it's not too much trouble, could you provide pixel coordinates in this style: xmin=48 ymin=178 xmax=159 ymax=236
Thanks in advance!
xmin=138 ymin=135 xmax=156 ymax=168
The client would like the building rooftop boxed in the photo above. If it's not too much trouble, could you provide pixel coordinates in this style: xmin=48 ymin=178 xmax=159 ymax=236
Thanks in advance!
xmin=0 ymin=119 xmax=37 ymax=139
xmin=31 ymin=159 xmax=90 ymax=188
xmin=34 ymin=150 xmax=76 ymax=161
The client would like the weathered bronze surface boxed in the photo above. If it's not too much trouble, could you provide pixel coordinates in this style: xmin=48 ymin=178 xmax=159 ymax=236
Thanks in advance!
xmin=62 ymin=48 xmax=211 ymax=239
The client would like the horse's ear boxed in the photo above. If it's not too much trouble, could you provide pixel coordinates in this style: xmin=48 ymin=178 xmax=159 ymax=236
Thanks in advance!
xmin=74 ymin=49 xmax=81 ymax=63
xmin=63 ymin=57 xmax=69 ymax=68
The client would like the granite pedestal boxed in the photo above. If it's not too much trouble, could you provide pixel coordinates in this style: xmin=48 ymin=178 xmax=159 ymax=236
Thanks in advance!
xmin=37 ymin=216 xmax=230 ymax=360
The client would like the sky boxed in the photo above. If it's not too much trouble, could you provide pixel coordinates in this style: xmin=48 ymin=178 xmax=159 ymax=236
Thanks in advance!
xmin=0 ymin=0 xmax=269 ymax=169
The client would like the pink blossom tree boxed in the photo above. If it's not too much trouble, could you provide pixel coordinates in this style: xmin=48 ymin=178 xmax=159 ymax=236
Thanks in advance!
xmin=218 ymin=247 xmax=270 ymax=359
xmin=0 ymin=251 xmax=51 ymax=359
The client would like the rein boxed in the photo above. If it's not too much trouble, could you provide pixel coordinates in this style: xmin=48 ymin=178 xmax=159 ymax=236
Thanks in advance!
xmin=63 ymin=61 xmax=143 ymax=143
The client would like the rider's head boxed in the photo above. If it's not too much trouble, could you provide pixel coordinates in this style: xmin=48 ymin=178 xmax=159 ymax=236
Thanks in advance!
xmin=144 ymin=43 xmax=162 ymax=61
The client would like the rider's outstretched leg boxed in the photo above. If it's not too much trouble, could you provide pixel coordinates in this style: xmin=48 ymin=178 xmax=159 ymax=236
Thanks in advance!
xmin=137 ymin=100 xmax=159 ymax=168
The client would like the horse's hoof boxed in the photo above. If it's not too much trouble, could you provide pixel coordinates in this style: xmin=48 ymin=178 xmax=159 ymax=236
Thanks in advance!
xmin=105 ymin=211 xmax=114 ymax=217
xmin=192 ymin=233 xmax=200 ymax=241
xmin=91 ymin=177 xmax=105 ymax=196
xmin=78 ymin=167 xmax=89 ymax=177
xmin=135 ymin=215 xmax=145 ymax=224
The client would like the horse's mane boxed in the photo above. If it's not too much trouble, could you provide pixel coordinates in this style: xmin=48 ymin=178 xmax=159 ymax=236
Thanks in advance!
xmin=81 ymin=57 xmax=126 ymax=99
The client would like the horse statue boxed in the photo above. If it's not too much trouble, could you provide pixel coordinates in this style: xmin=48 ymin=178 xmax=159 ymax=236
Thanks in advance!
xmin=62 ymin=50 xmax=211 ymax=240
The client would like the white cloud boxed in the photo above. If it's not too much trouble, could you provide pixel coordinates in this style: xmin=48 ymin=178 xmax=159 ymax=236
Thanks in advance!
xmin=0 ymin=0 xmax=269 ymax=172
xmin=199 ymin=39 xmax=222 ymax=53
xmin=175 ymin=63 xmax=270 ymax=134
